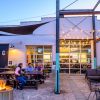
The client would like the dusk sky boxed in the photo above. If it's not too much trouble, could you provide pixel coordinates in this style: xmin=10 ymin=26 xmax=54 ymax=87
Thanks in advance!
xmin=0 ymin=0 xmax=100 ymax=25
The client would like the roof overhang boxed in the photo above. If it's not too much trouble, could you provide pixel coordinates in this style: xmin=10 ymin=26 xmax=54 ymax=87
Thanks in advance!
xmin=60 ymin=9 xmax=100 ymax=15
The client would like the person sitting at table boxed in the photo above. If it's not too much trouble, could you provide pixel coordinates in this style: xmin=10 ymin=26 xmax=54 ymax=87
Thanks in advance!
xmin=35 ymin=62 xmax=43 ymax=72
xmin=25 ymin=63 xmax=34 ymax=73
xmin=35 ymin=62 xmax=44 ymax=83
xmin=15 ymin=63 xmax=27 ymax=90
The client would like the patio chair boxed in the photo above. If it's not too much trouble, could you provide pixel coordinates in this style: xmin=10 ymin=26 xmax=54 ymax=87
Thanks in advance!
xmin=87 ymin=79 xmax=100 ymax=100
xmin=86 ymin=69 xmax=100 ymax=100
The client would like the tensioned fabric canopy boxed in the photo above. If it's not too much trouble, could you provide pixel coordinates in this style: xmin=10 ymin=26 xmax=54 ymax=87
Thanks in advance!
xmin=0 ymin=22 xmax=47 ymax=35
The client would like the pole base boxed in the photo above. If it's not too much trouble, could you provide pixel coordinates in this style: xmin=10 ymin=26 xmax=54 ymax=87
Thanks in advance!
xmin=54 ymin=90 xmax=60 ymax=94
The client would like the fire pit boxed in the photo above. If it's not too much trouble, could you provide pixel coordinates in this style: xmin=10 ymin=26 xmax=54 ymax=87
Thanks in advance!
xmin=0 ymin=79 xmax=13 ymax=100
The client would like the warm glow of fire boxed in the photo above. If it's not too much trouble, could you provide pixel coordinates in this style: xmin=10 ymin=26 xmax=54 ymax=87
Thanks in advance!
xmin=0 ymin=80 xmax=6 ymax=91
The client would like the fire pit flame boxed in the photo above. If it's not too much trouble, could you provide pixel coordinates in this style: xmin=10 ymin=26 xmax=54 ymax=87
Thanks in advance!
xmin=0 ymin=80 xmax=6 ymax=91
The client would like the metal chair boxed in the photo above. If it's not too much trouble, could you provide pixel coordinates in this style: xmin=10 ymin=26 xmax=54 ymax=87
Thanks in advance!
xmin=87 ymin=79 xmax=100 ymax=100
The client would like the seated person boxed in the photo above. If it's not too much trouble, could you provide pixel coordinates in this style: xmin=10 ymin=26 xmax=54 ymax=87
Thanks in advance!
xmin=25 ymin=63 xmax=34 ymax=73
xmin=15 ymin=63 xmax=27 ymax=90
xmin=35 ymin=62 xmax=43 ymax=72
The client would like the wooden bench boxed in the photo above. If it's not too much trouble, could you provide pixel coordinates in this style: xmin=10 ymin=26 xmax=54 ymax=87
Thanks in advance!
xmin=0 ymin=71 xmax=45 ymax=90
xmin=2 ymin=75 xmax=39 ymax=90
xmin=15 ymin=79 xmax=38 ymax=90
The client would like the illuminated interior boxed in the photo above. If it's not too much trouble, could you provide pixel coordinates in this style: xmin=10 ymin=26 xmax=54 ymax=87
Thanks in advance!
xmin=60 ymin=40 xmax=91 ymax=74
xmin=26 ymin=45 xmax=52 ymax=68
xmin=26 ymin=40 xmax=91 ymax=73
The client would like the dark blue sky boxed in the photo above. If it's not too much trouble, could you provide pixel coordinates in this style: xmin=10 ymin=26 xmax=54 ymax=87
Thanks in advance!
xmin=0 ymin=0 xmax=99 ymax=25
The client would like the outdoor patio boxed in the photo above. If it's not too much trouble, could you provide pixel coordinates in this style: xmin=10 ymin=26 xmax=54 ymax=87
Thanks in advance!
xmin=13 ymin=73 xmax=94 ymax=100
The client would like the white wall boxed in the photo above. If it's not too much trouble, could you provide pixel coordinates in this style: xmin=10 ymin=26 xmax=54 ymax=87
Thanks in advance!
xmin=0 ymin=35 xmax=55 ymax=67
xmin=96 ymin=41 xmax=100 ymax=67
xmin=33 ymin=17 xmax=93 ymax=39
xmin=0 ymin=16 xmax=100 ymax=68
xmin=8 ymin=46 xmax=26 ymax=67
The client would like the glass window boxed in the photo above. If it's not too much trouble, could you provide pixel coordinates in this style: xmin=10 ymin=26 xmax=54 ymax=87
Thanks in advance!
xmin=70 ymin=47 xmax=80 ymax=53
xmin=70 ymin=53 xmax=79 ymax=59
xmin=37 ymin=55 xmax=43 ymax=60
xmin=70 ymin=64 xmax=80 ymax=68
xmin=70 ymin=40 xmax=80 ymax=45
xmin=26 ymin=45 xmax=52 ymax=68
xmin=60 ymin=46 xmax=70 ymax=53
xmin=59 ymin=39 xmax=91 ymax=74
xmin=70 ymin=59 xmax=79 ymax=63
xmin=60 ymin=59 xmax=69 ymax=63
xmin=60 ymin=64 xmax=69 ymax=68
xmin=60 ymin=53 xmax=70 ymax=58
xmin=44 ymin=55 xmax=51 ymax=62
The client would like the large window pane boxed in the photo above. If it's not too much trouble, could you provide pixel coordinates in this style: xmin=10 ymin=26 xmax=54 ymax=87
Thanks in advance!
xmin=26 ymin=45 xmax=52 ymax=68
xmin=60 ymin=46 xmax=70 ymax=53
xmin=44 ymin=55 xmax=51 ymax=62
xmin=59 ymin=39 xmax=91 ymax=74
xmin=70 ymin=53 xmax=79 ymax=59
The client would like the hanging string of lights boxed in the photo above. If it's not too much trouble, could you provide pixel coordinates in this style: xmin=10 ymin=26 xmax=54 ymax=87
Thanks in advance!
xmin=60 ymin=16 xmax=100 ymax=40
xmin=0 ymin=0 xmax=100 ymax=40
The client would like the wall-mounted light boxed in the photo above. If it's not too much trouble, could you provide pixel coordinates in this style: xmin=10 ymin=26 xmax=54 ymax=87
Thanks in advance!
xmin=9 ymin=44 xmax=15 ymax=48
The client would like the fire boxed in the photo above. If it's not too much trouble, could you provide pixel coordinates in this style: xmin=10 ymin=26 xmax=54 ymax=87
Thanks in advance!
xmin=0 ymin=80 xmax=6 ymax=91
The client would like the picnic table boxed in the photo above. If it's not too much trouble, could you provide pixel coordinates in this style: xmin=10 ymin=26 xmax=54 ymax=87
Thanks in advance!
xmin=0 ymin=71 xmax=45 ymax=89
xmin=0 ymin=68 xmax=14 ymax=72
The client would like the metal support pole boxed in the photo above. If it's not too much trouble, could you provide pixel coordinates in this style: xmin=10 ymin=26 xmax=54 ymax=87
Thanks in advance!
xmin=92 ymin=0 xmax=100 ymax=69
xmin=55 ymin=0 xmax=60 ymax=94
xmin=92 ymin=14 xmax=97 ymax=69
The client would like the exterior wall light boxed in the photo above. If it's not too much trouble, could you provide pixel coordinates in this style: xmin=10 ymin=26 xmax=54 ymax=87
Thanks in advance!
xmin=9 ymin=44 xmax=15 ymax=48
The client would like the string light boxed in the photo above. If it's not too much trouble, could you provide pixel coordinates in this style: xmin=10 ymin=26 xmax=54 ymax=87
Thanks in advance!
xmin=98 ymin=30 xmax=100 ymax=32
xmin=96 ymin=36 xmax=99 ymax=39
xmin=86 ymin=36 xmax=89 ymax=40
xmin=91 ymin=30 xmax=95 ymax=33
xmin=69 ymin=28 xmax=73 ymax=31
xmin=74 ymin=28 xmax=78 ymax=32
xmin=62 ymin=31 xmax=65 ymax=34
xmin=61 ymin=28 xmax=100 ymax=40
xmin=67 ymin=33 xmax=70 ymax=37
xmin=81 ymin=37 xmax=84 ymax=40
xmin=80 ymin=29 xmax=83 ymax=33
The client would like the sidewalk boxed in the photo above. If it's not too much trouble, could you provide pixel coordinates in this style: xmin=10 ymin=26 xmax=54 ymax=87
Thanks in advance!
xmin=14 ymin=73 xmax=95 ymax=100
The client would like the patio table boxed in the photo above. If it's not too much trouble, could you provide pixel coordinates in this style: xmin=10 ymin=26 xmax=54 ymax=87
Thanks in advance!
xmin=0 ymin=71 xmax=44 ymax=88
xmin=87 ymin=76 xmax=100 ymax=82
xmin=23 ymin=71 xmax=44 ymax=83
xmin=0 ymin=68 xmax=14 ymax=72
xmin=0 ymin=71 xmax=44 ymax=82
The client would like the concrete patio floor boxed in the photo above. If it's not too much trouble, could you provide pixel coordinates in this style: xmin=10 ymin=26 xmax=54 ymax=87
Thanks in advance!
xmin=13 ymin=73 xmax=96 ymax=100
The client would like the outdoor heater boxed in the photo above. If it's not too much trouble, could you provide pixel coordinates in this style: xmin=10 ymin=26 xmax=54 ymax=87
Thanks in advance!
xmin=0 ymin=79 xmax=13 ymax=100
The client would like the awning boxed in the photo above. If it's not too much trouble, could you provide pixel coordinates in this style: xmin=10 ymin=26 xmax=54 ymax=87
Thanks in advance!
xmin=0 ymin=22 xmax=47 ymax=35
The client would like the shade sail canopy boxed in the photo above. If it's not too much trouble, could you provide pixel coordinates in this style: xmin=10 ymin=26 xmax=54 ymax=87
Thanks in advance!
xmin=0 ymin=22 xmax=47 ymax=35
